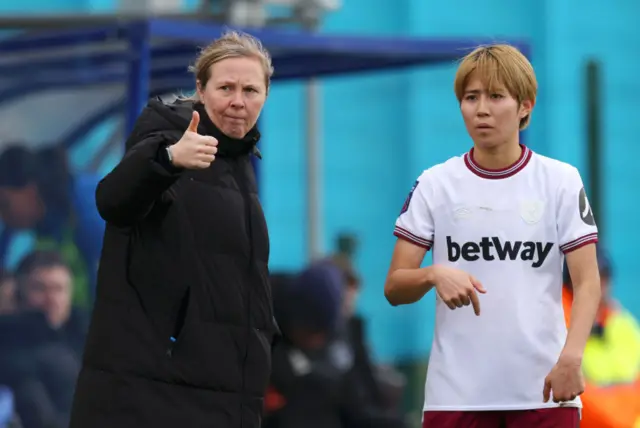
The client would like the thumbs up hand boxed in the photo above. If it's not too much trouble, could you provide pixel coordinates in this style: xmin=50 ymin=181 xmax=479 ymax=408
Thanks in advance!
xmin=168 ymin=111 xmax=218 ymax=169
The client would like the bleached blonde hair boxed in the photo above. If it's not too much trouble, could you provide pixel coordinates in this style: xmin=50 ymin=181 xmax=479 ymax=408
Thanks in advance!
xmin=454 ymin=44 xmax=537 ymax=130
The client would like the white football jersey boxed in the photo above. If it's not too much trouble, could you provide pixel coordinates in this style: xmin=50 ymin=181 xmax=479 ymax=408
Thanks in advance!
xmin=394 ymin=145 xmax=598 ymax=411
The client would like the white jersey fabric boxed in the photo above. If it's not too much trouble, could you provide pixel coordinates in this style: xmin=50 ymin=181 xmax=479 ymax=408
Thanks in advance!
xmin=394 ymin=145 xmax=598 ymax=412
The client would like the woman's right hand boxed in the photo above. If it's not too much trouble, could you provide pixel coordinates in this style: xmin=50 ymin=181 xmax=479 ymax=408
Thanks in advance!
xmin=169 ymin=111 xmax=218 ymax=169
xmin=432 ymin=265 xmax=487 ymax=315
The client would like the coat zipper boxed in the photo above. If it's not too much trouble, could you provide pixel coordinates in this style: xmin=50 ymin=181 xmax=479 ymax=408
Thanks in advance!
xmin=229 ymin=156 xmax=256 ymax=428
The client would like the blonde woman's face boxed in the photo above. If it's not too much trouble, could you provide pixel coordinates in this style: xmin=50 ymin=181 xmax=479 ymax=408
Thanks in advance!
xmin=460 ymin=73 xmax=532 ymax=149
xmin=198 ymin=56 xmax=267 ymax=139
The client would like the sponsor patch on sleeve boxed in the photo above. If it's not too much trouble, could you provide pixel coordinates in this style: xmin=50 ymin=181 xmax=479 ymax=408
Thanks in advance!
xmin=400 ymin=180 xmax=419 ymax=214
xmin=578 ymin=187 xmax=595 ymax=226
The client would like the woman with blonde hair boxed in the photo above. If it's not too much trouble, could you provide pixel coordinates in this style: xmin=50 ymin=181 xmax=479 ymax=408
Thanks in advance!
xmin=385 ymin=44 xmax=600 ymax=428
xmin=69 ymin=30 xmax=277 ymax=428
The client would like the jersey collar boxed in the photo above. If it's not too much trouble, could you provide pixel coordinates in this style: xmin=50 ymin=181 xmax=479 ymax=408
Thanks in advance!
xmin=464 ymin=144 xmax=532 ymax=179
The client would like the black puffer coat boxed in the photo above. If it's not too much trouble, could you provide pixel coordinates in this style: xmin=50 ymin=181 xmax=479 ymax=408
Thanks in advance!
xmin=69 ymin=99 xmax=276 ymax=428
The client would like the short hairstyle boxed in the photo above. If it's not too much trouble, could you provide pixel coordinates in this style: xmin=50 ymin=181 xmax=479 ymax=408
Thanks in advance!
xmin=15 ymin=250 xmax=68 ymax=280
xmin=454 ymin=44 xmax=537 ymax=130
xmin=14 ymin=250 xmax=69 ymax=305
xmin=0 ymin=145 xmax=38 ymax=188
xmin=188 ymin=30 xmax=274 ymax=99
xmin=329 ymin=255 xmax=360 ymax=289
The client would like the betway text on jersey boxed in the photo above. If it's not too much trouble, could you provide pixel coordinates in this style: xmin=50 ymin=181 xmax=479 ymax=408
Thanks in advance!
xmin=446 ymin=236 xmax=553 ymax=268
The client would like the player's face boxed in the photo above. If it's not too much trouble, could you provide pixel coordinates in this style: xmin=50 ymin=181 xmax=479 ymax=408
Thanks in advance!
xmin=197 ymin=56 xmax=267 ymax=139
xmin=460 ymin=73 xmax=532 ymax=149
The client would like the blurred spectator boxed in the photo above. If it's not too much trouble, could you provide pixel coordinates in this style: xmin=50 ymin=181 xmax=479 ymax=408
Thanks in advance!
xmin=560 ymin=247 xmax=640 ymax=428
xmin=331 ymin=254 xmax=407 ymax=417
xmin=0 ymin=144 xmax=104 ymax=307
xmin=332 ymin=254 xmax=360 ymax=319
xmin=564 ymin=246 xmax=640 ymax=386
xmin=563 ymin=246 xmax=640 ymax=385
xmin=13 ymin=250 xmax=89 ymax=354
xmin=265 ymin=260 xmax=404 ymax=428
xmin=0 ymin=250 xmax=89 ymax=428
xmin=0 ymin=268 xmax=16 ymax=315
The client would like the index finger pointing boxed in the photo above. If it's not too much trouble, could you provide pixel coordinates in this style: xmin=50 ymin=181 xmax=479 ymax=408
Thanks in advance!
xmin=469 ymin=289 xmax=481 ymax=316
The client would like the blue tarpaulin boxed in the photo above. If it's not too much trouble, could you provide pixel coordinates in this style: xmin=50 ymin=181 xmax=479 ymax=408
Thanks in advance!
xmin=0 ymin=18 xmax=530 ymax=135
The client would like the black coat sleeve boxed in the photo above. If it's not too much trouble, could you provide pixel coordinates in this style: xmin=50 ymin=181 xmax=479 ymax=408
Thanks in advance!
xmin=95 ymin=110 xmax=184 ymax=227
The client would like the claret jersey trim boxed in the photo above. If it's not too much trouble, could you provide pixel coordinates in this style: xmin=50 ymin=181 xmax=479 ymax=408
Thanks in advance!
xmin=394 ymin=226 xmax=433 ymax=250
xmin=464 ymin=144 xmax=532 ymax=179
xmin=560 ymin=232 xmax=598 ymax=254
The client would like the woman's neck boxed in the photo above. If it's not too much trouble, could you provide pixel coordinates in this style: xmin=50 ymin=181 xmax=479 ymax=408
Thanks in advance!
xmin=472 ymin=140 xmax=523 ymax=170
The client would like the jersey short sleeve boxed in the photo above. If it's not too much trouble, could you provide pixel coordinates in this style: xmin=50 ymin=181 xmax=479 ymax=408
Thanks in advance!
xmin=557 ymin=166 xmax=598 ymax=253
xmin=394 ymin=172 xmax=434 ymax=250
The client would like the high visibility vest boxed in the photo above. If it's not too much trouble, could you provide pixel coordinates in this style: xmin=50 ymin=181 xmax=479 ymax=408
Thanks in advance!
xmin=582 ymin=309 xmax=640 ymax=386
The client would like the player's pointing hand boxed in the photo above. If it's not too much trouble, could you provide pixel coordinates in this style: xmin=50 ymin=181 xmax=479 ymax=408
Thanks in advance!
xmin=168 ymin=110 xmax=219 ymax=169
xmin=432 ymin=265 xmax=487 ymax=316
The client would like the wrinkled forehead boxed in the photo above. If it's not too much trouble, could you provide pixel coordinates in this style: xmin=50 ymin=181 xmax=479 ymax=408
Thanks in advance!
xmin=209 ymin=57 xmax=266 ymax=88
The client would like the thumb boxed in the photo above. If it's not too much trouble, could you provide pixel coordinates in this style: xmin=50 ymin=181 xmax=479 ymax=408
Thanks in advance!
xmin=542 ymin=377 xmax=551 ymax=403
xmin=470 ymin=276 xmax=486 ymax=294
xmin=187 ymin=110 xmax=200 ymax=133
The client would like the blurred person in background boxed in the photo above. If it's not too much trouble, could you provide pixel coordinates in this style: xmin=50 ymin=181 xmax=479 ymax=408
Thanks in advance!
xmin=561 ymin=247 xmax=640 ymax=428
xmin=12 ymin=250 xmax=89 ymax=355
xmin=0 ymin=271 xmax=22 ymax=428
xmin=69 ymin=31 xmax=276 ymax=428
xmin=563 ymin=247 xmax=640 ymax=386
xmin=0 ymin=268 xmax=16 ymax=315
xmin=264 ymin=260 xmax=405 ymax=428
xmin=0 ymin=250 xmax=88 ymax=428
xmin=331 ymin=239 xmax=407 ymax=418
xmin=385 ymin=44 xmax=600 ymax=428
xmin=0 ymin=144 xmax=101 ymax=307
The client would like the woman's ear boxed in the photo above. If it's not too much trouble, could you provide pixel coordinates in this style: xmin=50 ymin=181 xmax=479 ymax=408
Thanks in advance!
xmin=520 ymin=99 xmax=534 ymax=119
xmin=196 ymin=80 xmax=204 ymax=100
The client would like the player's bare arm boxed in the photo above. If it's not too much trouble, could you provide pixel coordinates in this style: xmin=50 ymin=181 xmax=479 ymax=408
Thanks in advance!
xmin=562 ymin=242 xmax=601 ymax=360
xmin=384 ymin=238 xmax=433 ymax=306
xmin=543 ymin=243 xmax=600 ymax=403
xmin=384 ymin=239 xmax=487 ymax=315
